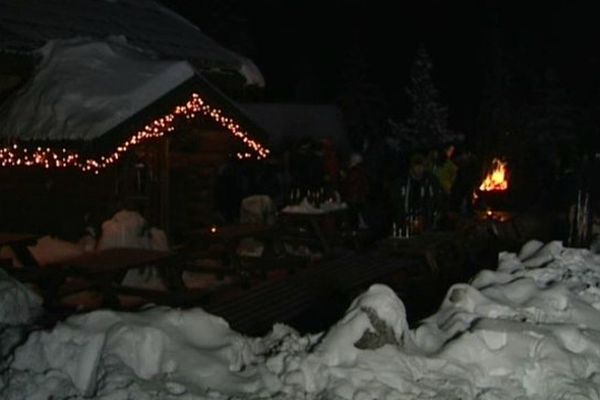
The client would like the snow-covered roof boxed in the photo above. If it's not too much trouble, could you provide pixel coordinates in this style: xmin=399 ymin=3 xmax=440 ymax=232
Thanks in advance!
xmin=0 ymin=37 xmax=270 ymax=169
xmin=0 ymin=0 xmax=264 ymax=87
xmin=0 ymin=37 xmax=195 ymax=142
xmin=242 ymin=103 xmax=351 ymax=155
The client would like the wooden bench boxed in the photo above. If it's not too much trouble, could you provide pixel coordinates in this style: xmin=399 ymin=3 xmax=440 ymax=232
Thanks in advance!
xmin=2 ymin=248 xmax=194 ymax=313
xmin=378 ymin=231 xmax=466 ymax=281
xmin=53 ymin=248 xmax=188 ymax=306
xmin=182 ymin=224 xmax=303 ymax=285
xmin=279 ymin=208 xmax=348 ymax=257
xmin=0 ymin=232 xmax=40 ymax=267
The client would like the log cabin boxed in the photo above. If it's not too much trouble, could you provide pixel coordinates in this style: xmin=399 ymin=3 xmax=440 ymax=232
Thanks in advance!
xmin=0 ymin=0 xmax=269 ymax=243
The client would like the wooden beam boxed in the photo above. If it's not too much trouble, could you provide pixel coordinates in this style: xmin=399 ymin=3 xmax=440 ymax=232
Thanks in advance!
xmin=160 ymin=137 xmax=170 ymax=234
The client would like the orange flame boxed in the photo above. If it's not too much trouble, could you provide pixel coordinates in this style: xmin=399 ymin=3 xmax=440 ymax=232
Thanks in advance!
xmin=479 ymin=158 xmax=508 ymax=191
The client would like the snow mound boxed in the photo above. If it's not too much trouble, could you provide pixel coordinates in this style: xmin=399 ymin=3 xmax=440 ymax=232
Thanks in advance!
xmin=6 ymin=241 xmax=600 ymax=399
xmin=316 ymin=284 xmax=409 ymax=362
xmin=266 ymin=243 xmax=600 ymax=399
xmin=6 ymin=307 xmax=268 ymax=398
xmin=97 ymin=209 xmax=168 ymax=251
xmin=0 ymin=269 xmax=42 ymax=326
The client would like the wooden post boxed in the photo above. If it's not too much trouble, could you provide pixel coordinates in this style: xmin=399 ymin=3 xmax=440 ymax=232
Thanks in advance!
xmin=159 ymin=137 xmax=170 ymax=236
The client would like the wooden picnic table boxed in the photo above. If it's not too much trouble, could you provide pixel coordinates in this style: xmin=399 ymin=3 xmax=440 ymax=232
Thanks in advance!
xmin=2 ymin=248 xmax=187 ymax=311
xmin=194 ymin=224 xmax=275 ymax=241
xmin=59 ymin=248 xmax=179 ymax=276
xmin=279 ymin=206 xmax=348 ymax=256
xmin=185 ymin=224 xmax=279 ymax=283
xmin=54 ymin=248 xmax=185 ymax=305
xmin=379 ymin=231 xmax=466 ymax=279
xmin=0 ymin=232 xmax=39 ymax=247
xmin=0 ymin=232 xmax=40 ymax=267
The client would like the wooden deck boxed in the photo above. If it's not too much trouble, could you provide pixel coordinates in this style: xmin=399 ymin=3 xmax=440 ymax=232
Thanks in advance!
xmin=203 ymin=251 xmax=431 ymax=335
xmin=26 ymin=229 xmax=489 ymax=334
xmin=32 ymin=248 xmax=444 ymax=334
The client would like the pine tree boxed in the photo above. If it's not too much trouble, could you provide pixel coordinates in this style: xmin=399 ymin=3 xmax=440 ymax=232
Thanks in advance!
xmin=399 ymin=46 xmax=451 ymax=150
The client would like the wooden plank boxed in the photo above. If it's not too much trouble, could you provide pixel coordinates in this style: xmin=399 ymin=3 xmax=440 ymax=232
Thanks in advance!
xmin=113 ymin=285 xmax=213 ymax=306
xmin=203 ymin=252 xmax=417 ymax=335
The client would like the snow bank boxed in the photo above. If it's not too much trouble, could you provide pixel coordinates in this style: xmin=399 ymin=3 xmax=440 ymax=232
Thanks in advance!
xmin=0 ymin=271 xmax=41 ymax=382
xmin=4 ymin=307 xmax=268 ymax=399
xmin=0 ymin=269 xmax=42 ymax=326
xmin=261 ymin=241 xmax=600 ymax=399
xmin=5 ymin=240 xmax=600 ymax=399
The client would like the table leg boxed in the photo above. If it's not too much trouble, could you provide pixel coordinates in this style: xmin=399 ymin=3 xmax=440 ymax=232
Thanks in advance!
xmin=423 ymin=250 xmax=440 ymax=277
xmin=309 ymin=216 xmax=331 ymax=255
xmin=157 ymin=255 xmax=186 ymax=291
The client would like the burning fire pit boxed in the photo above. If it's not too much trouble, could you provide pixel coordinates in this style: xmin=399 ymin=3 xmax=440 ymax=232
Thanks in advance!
xmin=473 ymin=158 xmax=510 ymax=210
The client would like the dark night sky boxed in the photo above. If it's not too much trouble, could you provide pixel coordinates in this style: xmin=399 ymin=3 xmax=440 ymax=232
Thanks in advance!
xmin=162 ymin=1 xmax=600 ymax=135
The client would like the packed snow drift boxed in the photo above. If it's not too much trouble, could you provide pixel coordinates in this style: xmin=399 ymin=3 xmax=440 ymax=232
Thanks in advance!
xmin=3 ymin=240 xmax=600 ymax=399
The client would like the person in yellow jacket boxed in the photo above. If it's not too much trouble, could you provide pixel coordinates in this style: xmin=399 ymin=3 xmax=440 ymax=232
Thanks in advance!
xmin=434 ymin=144 xmax=458 ymax=195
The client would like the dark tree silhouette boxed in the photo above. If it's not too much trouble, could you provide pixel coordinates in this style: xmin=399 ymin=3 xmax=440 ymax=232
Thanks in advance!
xmin=398 ymin=46 xmax=452 ymax=150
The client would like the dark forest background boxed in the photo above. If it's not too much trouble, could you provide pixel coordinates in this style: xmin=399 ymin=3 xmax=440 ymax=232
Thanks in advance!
xmin=162 ymin=0 xmax=600 ymax=159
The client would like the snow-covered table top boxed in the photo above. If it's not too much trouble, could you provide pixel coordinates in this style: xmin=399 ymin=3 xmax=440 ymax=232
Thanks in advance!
xmin=281 ymin=200 xmax=347 ymax=215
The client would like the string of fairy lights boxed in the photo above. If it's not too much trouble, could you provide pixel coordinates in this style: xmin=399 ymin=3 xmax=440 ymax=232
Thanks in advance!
xmin=0 ymin=93 xmax=269 ymax=174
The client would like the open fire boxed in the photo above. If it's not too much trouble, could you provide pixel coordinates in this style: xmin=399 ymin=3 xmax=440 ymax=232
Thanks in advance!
xmin=472 ymin=157 xmax=510 ymax=211
xmin=479 ymin=158 xmax=508 ymax=192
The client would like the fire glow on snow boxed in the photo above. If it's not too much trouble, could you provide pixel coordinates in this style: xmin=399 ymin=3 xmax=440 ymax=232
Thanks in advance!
xmin=3 ymin=240 xmax=600 ymax=399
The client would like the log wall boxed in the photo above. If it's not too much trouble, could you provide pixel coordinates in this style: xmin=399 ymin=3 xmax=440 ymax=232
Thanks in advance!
xmin=0 ymin=126 xmax=239 ymax=243
xmin=169 ymin=126 xmax=234 ymax=242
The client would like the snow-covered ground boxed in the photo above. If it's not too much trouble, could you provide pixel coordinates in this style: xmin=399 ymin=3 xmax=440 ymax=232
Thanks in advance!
xmin=3 ymin=240 xmax=600 ymax=399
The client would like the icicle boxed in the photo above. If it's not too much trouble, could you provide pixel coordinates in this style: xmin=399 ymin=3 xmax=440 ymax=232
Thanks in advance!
xmin=404 ymin=181 xmax=411 ymax=214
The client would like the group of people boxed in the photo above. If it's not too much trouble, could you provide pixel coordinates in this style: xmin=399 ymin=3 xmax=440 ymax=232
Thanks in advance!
xmin=284 ymin=137 xmax=478 ymax=238
xmin=214 ymin=135 xmax=480 ymax=239
xmin=352 ymin=143 xmax=477 ymax=237
xmin=214 ymin=133 xmax=600 ymax=249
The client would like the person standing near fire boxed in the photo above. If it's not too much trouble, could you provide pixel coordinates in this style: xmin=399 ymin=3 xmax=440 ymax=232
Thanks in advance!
xmin=433 ymin=143 xmax=459 ymax=195
xmin=390 ymin=153 xmax=443 ymax=236
xmin=448 ymin=147 xmax=479 ymax=216
xmin=341 ymin=153 xmax=370 ymax=230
